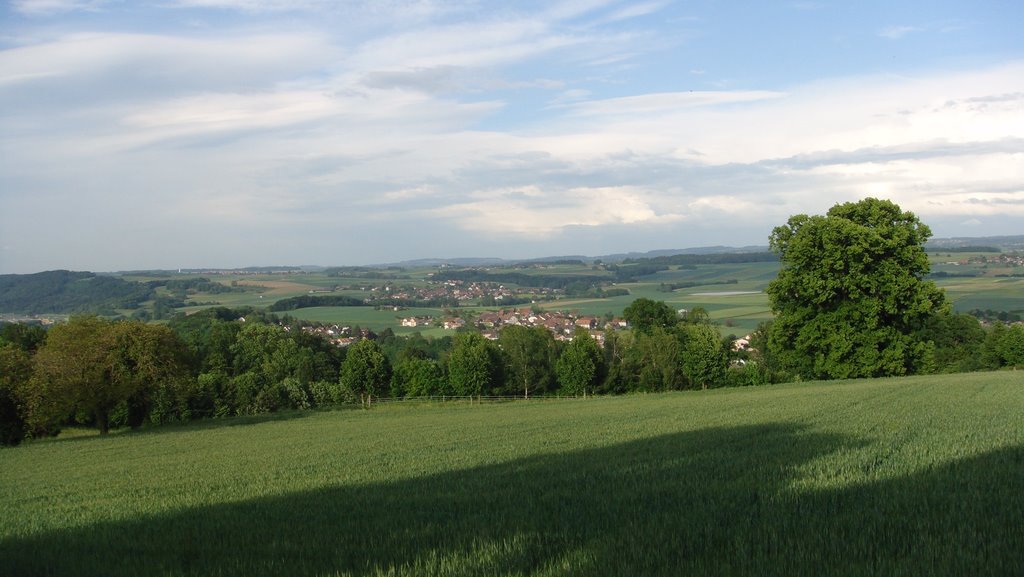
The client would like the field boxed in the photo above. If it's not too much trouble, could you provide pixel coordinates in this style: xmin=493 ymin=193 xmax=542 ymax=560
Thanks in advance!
xmin=290 ymin=306 xmax=449 ymax=337
xmin=2 ymin=372 xmax=1023 ymax=576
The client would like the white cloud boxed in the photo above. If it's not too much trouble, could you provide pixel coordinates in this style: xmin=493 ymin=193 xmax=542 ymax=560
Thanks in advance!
xmin=599 ymin=1 xmax=669 ymax=23
xmin=349 ymin=20 xmax=582 ymax=70
xmin=1 ymin=0 xmax=1022 ymax=272
xmin=878 ymin=25 xmax=921 ymax=39
xmin=0 ymin=31 xmax=333 ymax=92
xmin=169 ymin=0 xmax=329 ymax=11
xmin=11 ymin=0 xmax=111 ymax=16
xmin=563 ymin=90 xmax=787 ymax=116
xmin=434 ymin=185 xmax=682 ymax=236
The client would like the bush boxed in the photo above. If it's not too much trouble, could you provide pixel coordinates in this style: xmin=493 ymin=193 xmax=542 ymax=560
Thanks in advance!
xmin=281 ymin=377 xmax=312 ymax=410
xmin=308 ymin=380 xmax=336 ymax=408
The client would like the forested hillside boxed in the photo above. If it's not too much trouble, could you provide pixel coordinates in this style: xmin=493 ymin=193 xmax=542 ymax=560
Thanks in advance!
xmin=0 ymin=270 xmax=152 ymax=315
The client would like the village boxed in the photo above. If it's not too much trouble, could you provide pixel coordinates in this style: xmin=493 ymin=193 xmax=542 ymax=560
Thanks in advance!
xmin=299 ymin=307 xmax=629 ymax=347
xmin=338 ymin=279 xmax=560 ymax=305
xmin=947 ymin=252 xmax=1024 ymax=269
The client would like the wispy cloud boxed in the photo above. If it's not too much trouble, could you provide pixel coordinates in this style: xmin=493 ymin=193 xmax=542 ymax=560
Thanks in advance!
xmin=1 ymin=0 xmax=1021 ymax=272
xmin=598 ymin=1 xmax=669 ymax=23
xmin=12 ymin=0 xmax=111 ymax=16
xmin=564 ymin=90 xmax=787 ymax=116
xmin=878 ymin=25 xmax=921 ymax=39
xmin=434 ymin=185 xmax=683 ymax=236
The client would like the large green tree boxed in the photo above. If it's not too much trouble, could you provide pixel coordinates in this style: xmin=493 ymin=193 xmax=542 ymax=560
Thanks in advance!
xmin=679 ymin=323 xmax=727 ymax=390
xmin=106 ymin=321 xmax=191 ymax=428
xmin=0 ymin=343 xmax=33 ymax=445
xmin=28 ymin=316 xmax=189 ymax=435
xmin=556 ymin=330 xmax=604 ymax=397
xmin=446 ymin=332 xmax=501 ymax=399
xmin=339 ymin=339 xmax=390 ymax=406
xmin=390 ymin=356 xmax=446 ymax=398
xmin=766 ymin=198 xmax=947 ymax=379
xmin=623 ymin=326 xmax=682 ymax=391
xmin=622 ymin=298 xmax=678 ymax=335
xmin=499 ymin=325 xmax=557 ymax=399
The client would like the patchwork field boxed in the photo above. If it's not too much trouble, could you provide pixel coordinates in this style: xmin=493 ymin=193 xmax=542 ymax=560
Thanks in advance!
xmin=2 ymin=371 xmax=1022 ymax=576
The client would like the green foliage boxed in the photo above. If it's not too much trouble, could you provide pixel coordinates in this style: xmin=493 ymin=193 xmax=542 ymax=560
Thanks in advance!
xmin=27 ymin=317 xmax=189 ymax=435
xmin=391 ymin=357 xmax=446 ymax=398
xmin=108 ymin=321 xmax=191 ymax=428
xmin=446 ymin=332 xmax=502 ymax=397
xmin=624 ymin=251 xmax=780 ymax=266
xmin=268 ymin=294 xmax=365 ymax=311
xmin=498 ymin=325 xmax=557 ymax=398
xmin=1004 ymin=325 xmax=1024 ymax=366
xmin=0 ymin=343 xmax=32 ymax=445
xmin=0 ymin=322 xmax=47 ymax=352
xmin=0 ymin=270 xmax=153 ymax=314
xmin=339 ymin=339 xmax=391 ymax=405
xmin=917 ymin=313 xmax=987 ymax=373
xmin=767 ymin=198 xmax=947 ymax=379
xmin=622 ymin=297 xmax=677 ymax=334
xmin=622 ymin=326 xmax=682 ymax=391
xmin=147 ymin=277 xmax=238 ymax=294
xmin=981 ymin=322 xmax=1024 ymax=369
xmin=679 ymin=323 xmax=728 ymax=389
xmin=556 ymin=330 xmax=604 ymax=396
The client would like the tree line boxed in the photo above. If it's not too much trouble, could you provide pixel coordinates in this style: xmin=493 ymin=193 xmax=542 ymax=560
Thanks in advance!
xmin=0 ymin=298 xmax=747 ymax=445
xmin=0 ymin=270 xmax=152 ymax=315
xmin=2 ymin=199 xmax=1022 ymax=446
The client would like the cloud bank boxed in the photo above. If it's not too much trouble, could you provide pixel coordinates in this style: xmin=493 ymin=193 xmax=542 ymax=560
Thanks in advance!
xmin=1 ymin=0 xmax=1022 ymax=272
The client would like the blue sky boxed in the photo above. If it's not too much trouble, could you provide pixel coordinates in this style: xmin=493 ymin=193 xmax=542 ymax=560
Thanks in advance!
xmin=1 ymin=0 xmax=1022 ymax=273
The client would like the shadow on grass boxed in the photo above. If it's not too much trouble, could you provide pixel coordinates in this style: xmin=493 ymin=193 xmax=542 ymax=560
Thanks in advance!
xmin=31 ymin=409 xmax=329 ymax=445
xmin=3 ymin=423 xmax=1022 ymax=576
xmin=137 ymin=408 xmax=327 ymax=435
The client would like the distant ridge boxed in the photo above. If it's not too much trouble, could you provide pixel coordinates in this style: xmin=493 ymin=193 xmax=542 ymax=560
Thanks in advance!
xmin=386 ymin=245 xmax=771 ymax=268
xmin=926 ymin=235 xmax=1024 ymax=251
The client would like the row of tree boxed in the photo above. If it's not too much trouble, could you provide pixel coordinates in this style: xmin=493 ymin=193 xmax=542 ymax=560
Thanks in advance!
xmin=2 ymin=298 xmax=1022 ymax=447
xmin=0 ymin=299 xmax=743 ymax=445
xmin=2 ymin=199 xmax=1022 ymax=446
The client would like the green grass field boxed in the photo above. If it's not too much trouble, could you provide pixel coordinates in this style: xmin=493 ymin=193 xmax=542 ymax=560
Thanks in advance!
xmin=2 ymin=372 xmax=1022 ymax=576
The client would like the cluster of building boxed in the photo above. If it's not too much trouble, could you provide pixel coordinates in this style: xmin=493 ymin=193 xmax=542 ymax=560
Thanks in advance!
xmin=297 ymin=325 xmax=373 ymax=348
xmin=404 ymin=308 xmax=628 ymax=344
xmin=342 ymin=280 xmax=557 ymax=304
xmin=948 ymin=253 xmax=1024 ymax=267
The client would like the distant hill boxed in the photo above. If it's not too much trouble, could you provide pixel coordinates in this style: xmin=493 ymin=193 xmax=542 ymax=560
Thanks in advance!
xmin=388 ymin=246 xmax=772 ymax=268
xmin=0 ymin=270 xmax=152 ymax=315
xmin=927 ymin=235 xmax=1024 ymax=251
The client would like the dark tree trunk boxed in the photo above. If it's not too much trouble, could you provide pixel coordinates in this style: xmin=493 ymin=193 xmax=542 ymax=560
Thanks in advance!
xmin=96 ymin=411 xmax=110 ymax=435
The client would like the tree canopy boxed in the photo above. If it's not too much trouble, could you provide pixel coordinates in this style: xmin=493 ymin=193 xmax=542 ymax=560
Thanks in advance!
xmin=556 ymin=330 xmax=604 ymax=397
xmin=28 ymin=316 xmax=189 ymax=435
xmin=622 ymin=298 xmax=678 ymax=335
xmin=499 ymin=325 xmax=556 ymax=398
xmin=447 ymin=332 xmax=502 ymax=398
xmin=766 ymin=198 xmax=947 ymax=379
xmin=339 ymin=339 xmax=391 ymax=406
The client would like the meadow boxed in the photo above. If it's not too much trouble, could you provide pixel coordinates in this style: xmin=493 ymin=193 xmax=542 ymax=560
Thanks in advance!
xmin=2 ymin=371 xmax=1022 ymax=576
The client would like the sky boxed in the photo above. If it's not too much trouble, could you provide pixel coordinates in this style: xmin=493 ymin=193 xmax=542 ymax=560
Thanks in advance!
xmin=1 ymin=0 xmax=1022 ymax=273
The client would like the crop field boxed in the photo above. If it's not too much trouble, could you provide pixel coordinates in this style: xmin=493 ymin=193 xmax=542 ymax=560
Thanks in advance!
xmin=290 ymin=306 xmax=449 ymax=336
xmin=936 ymin=277 xmax=1024 ymax=314
xmin=2 ymin=371 xmax=1022 ymax=576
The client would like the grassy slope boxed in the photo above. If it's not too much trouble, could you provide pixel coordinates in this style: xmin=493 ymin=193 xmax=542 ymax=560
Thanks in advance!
xmin=2 ymin=372 xmax=1022 ymax=576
